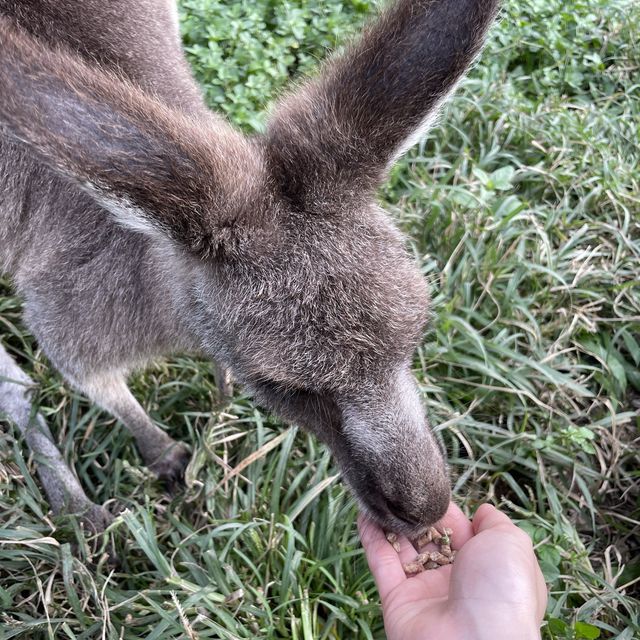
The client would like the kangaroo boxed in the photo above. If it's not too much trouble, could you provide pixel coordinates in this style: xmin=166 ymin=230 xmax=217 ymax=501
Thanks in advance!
xmin=0 ymin=0 xmax=499 ymax=537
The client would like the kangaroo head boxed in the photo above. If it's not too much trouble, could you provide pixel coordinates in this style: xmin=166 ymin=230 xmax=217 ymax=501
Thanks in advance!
xmin=0 ymin=0 xmax=500 ymax=534
xmin=186 ymin=196 xmax=449 ymax=533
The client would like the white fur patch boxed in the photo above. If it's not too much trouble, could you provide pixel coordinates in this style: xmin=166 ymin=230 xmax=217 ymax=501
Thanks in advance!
xmin=342 ymin=368 xmax=426 ymax=457
xmin=168 ymin=0 xmax=182 ymax=44
xmin=392 ymin=108 xmax=441 ymax=162
xmin=82 ymin=180 xmax=167 ymax=242
xmin=390 ymin=79 xmax=462 ymax=165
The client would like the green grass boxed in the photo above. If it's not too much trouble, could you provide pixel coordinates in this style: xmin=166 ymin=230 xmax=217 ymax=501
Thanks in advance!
xmin=1 ymin=0 xmax=639 ymax=638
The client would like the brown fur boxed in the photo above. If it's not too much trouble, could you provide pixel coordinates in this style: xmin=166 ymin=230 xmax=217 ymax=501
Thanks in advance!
xmin=0 ymin=0 xmax=499 ymax=535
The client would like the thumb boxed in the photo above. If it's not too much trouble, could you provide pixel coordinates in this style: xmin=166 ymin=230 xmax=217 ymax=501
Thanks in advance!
xmin=472 ymin=503 xmax=515 ymax=534
xmin=468 ymin=503 xmax=548 ymax=624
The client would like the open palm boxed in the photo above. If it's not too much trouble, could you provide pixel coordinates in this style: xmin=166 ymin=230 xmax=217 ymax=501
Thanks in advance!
xmin=359 ymin=503 xmax=547 ymax=640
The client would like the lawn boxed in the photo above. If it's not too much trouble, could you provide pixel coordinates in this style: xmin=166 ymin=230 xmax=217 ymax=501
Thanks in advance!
xmin=1 ymin=0 xmax=639 ymax=638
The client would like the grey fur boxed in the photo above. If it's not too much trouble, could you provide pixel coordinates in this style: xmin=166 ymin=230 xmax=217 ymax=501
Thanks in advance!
xmin=0 ymin=343 xmax=111 ymax=530
xmin=0 ymin=0 xmax=499 ymax=536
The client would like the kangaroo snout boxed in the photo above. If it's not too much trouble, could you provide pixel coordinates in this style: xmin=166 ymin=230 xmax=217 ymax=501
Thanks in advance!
xmin=372 ymin=468 xmax=450 ymax=535
xmin=339 ymin=370 xmax=451 ymax=536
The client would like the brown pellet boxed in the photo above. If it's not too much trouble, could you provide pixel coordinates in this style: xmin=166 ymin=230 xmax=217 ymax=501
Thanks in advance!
xmin=433 ymin=552 xmax=451 ymax=566
xmin=395 ymin=525 xmax=457 ymax=576
xmin=386 ymin=531 xmax=402 ymax=553
xmin=415 ymin=530 xmax=432 ymax=548
xmin=402 ymin=561 xmax=425 ymax=575
xmin=415 ymin=552 xmax=433 ymax=565
xmin=429 ymin=526 xmax=442 ymax=544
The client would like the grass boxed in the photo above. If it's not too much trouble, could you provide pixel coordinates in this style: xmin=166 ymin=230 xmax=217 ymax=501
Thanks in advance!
xmin=1 ymin=0 xmax=639 ymax=638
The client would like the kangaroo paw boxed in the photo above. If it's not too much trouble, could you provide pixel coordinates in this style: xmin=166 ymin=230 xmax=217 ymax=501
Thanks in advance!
xmin=149 ymin=442 xmax=191 ymax=493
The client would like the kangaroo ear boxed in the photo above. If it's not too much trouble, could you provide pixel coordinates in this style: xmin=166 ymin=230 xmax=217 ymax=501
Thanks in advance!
xmin=0 ymin=17 xmax=263 ymax=258
xmin=266 ymin=0 xmax=499 ymax=206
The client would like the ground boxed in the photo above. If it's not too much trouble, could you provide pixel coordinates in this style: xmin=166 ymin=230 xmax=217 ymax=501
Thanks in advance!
xmin=0 ymin=0 xmax=638 ymax=638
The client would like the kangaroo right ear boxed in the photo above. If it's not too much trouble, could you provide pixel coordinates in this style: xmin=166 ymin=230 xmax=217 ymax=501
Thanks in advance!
xmin=0 ymin=17 xmax=263 ymax=258
xmin=266 ymin=0 xmax=500 ymax=207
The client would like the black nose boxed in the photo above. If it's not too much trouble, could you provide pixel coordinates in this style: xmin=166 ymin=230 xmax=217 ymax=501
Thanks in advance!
xmin=384 ymin=497 xmax=421 ymax=527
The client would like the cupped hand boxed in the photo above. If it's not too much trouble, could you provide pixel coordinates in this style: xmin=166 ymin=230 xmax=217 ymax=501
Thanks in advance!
xmin=359 ymin=503 xmax=547 ymax=640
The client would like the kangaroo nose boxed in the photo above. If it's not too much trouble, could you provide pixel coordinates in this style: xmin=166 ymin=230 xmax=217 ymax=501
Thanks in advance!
xmin=383 ymin=497 xmax=421 ymax=527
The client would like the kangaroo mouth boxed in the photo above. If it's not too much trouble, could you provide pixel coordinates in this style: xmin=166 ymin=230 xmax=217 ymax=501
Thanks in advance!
xmin=339 ymin=468 xmax=435 ymax=537
xmin=353 ymin=488 xmax=433 ymax=537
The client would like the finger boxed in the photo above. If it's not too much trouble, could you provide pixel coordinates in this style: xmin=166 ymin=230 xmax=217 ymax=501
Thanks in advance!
xmin=471 ymin=503 xmax=513 ymax=534
xmin=471 ymin=503 xmax=549 ymax=623
xmin=358 ymin=514 xmax=406 ymax=601
xmin=435 ymin=501 xmax=474 ymax=549
xmin=535 ymin=559 xmax=549 ymax=622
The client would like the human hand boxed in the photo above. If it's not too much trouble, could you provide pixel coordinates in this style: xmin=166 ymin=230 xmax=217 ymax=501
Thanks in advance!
xmin=359 ymin=503 xmax=547 ymax=640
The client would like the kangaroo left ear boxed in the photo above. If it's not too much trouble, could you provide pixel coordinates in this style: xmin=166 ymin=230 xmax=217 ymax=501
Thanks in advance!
xmin=0 ymin=16 xmax=264 ymax=258
xmin=265 ymin=0 xmax=500 ymax=207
